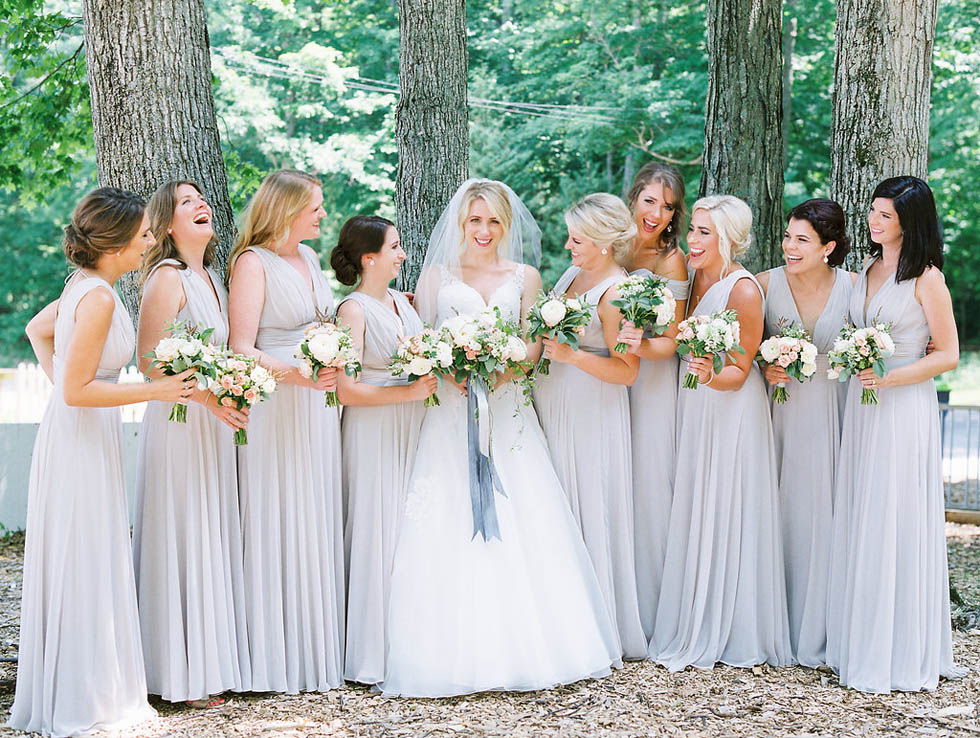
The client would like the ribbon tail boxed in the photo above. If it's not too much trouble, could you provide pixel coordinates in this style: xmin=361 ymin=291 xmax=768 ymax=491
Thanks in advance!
xmin=466 ymin=375 xmax=505 ymax=542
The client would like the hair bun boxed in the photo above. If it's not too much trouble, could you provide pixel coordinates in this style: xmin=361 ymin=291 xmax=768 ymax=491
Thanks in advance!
xmin=329 ymin=240 xmax=361 ymax=286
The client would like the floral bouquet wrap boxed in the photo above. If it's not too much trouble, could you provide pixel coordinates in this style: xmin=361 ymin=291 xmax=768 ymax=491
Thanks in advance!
xmin=524 ymin=291 xmax=592 ymax=376
xmin=295 ymin=315 xmax=361 ymax=407
xmin=826 ymin=321 xmax=895 ymax=405
xmin=609 ymin=273 xmax=677 ymax=353
xmin=675 ymin=309 xmax=745 ymax=390
xmin=756 ymin=322 xmax=819 ymax=403
xmin=390 ymin=327 xmax=454 ymax=407
xmin=206 ymin=351 xmax=278 ymax=445
xmin=144 ymin=320 xmax=220 ymax=423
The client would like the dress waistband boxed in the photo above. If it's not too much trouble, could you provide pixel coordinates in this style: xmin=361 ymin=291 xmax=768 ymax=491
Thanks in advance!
xmin=256 ymin=325 xmax=308 ymax=351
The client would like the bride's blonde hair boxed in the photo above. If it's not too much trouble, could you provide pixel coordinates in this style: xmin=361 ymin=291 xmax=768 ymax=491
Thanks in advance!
xmin=455 ymin=180 xmax=513 ymax=257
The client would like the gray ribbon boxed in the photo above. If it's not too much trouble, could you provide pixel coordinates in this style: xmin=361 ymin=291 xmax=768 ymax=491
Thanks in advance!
xmin=466 ymin=374 xmax=506 ymax=541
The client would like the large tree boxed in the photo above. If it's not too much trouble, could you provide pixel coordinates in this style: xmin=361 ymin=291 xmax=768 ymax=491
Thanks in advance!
xmin=829 ymin=0 xmax=938 ymax=263
xmin=81 ymin=0 xmax=234 ymax=311
xmin=699 ymin=0 xmax=784 ymax=272
xmin=394 ymin=0 xmax=469 ymax=290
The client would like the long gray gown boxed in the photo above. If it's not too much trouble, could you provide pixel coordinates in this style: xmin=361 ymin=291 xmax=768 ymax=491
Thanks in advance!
xmin=133 ymin=259 xmax=249 ymax=701
xmin=339 ymin=289 xmax=425 ymax=685
xmin=826 ymin=258 xmax=965 ymax=692
xmin=534 ymin=265 xmax=648 ymax=660
xmin=236 ymin=244 xmax=344 ymax=693
xmin=650 ymin=268 xmax=793 ymax=671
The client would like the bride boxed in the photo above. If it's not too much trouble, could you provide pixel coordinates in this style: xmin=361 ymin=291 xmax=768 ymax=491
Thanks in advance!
xmin=379 ymin=179 xmax=622 ymax=697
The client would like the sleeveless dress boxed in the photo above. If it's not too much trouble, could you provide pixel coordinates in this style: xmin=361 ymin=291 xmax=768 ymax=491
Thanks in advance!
xmin=763 ymin=266 xmax=851 ymax=668
xmin=132 ymin=260 xmax=248 ymax=701
xmin=627 ymin=267 xmax=690 ymax=643
xmin=9 ymin=276 xmax=156 ymax=737
xmin=826 ymin=259 xmax=965 ymax=692
xmin=534 ymin=265 xmax=647 ymax=659
xmin=236 ymin=244 xmax=344 ymax=693
xmin=338 ymin=289 xmax=426 ymax=685
xmin=379 ymin=263 xmax=622 ymax=697
xmin=650 ymin=268 xmax=793 ymax=671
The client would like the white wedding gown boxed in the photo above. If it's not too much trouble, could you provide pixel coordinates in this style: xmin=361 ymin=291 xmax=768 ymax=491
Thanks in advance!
xmin=379 ymin=264 xmax=622 ymax=697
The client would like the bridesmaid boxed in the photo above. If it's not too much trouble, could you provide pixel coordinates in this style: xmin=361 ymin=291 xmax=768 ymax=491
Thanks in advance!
xmin=228 ymin=169 xmax=344 ymax=693
xmin=826 ymin=176 xmax=964 ymax=692
xmin=10 ymin=188 xmax=193 ymax=736
xmin=132 ymin=181 xmax=250 ymax=707
xmin=615 ymin=162 xmax=690 ymax=642
xmin=755 ymin=199 xmax=854 ymax=667
xmin=534 ymin=193 xmax=647 ymax=659
xmin=650 ymin=194 xmax=792 ymax=671
xmin=331 ymin=216 xmax=436 ymax=685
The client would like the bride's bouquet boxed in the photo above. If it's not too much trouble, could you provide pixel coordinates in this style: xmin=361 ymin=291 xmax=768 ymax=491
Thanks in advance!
xmin=441 ymin=307 xmax=530 ymax=388
xmin=756 ymin=322 xmax=819 ymax=403
xmin=295 ymin=313 xmax=361 ymax=407
xmin=609 ymin=273 xmax=677 ymax=353
xmin=675 ymin=309 xmax=745 ymax=390
xmin=390 ymin=327 xmax=454 ymax=407
xmin=524 ymin=291 xmax=592 ymax=376
xmin=207 ymin=351 xmax=278 ymax=445
xmin=144 ymin=320 xmax=220 ymax=423
xmin=827 ymin=321 xmax=895 ymax=405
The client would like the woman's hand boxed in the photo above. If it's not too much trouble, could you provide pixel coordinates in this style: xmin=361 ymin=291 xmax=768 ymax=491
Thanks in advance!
xmin=150 ymin=368 xmax=197 ymax=403
xmin=687 ymin=355 xmax=715 ymax=384
xmin=204 ymin=394 xmax=250 ymax=431
xmin=444 ymin=374 xmax=468 ymax=396
xmin=407 ymin=373 xmax=439 ymax=401
xmin=857 ymin=367 xmax=890 ymax=390
xmin=615 ymin=321 xmax=644 ymax=355
xmin=763 ymin=364 xmax=791 ymax=385
xmin=542 ymin=336 xmax=578 ymax=365
xmin=297 ymin=366 xmax=338 ymax=392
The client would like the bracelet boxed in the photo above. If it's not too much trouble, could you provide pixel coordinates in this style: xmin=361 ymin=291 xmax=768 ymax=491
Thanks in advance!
xmin=704 ymin=370 xmax=715 ymax=387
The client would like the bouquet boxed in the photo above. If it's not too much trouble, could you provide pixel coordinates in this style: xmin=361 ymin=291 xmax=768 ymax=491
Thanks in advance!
xmin=609 ymin=273 xmax=677 ymax=353
xmin=295 ymin=315 xmax=361 ymax=406
xmin=827 ymin=321 xmax=895 ymax=405
xmin=441 ymin=306 xmax=530 ymax=390
xmin=390 ymin=327 xmax=454 ymax=407
xmin=144 ymin=320 xmax=220 ymax=423
xmin=756 ymin=321 xmax=819 ymax=403
xmin=675 ymin=309 xmax=745 ymax=390
xmin=524 ymin=291 xmax=592 ymax=376
xmin=207 ymin=351 xmax=277 ymax=445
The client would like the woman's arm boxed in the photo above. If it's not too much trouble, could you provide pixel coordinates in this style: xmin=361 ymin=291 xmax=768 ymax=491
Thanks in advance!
xmin=25 ymin=299 xmax=58 ymax=381
xmin=617 ymin=250 xmax=690 ymax=361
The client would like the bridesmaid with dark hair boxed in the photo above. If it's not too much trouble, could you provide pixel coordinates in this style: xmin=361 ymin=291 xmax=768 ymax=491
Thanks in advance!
xmin=10 ymin=188 xmax=194 ymax=736
xmin=331 ymin=216 xmax=437 ymax=685
xmin=756 ymin=198 xmax=854 ymax=667
xmin=827 ymin=176 xmax=964 ymax=692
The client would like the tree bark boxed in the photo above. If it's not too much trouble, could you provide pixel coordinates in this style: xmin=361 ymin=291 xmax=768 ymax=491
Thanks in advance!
xmin=81 ymin=0 xmax=234 ymax=315
xmin=830 ymin=0 xmax=938 ymax=265
xmin=395 ymin=0 xmax=469 ymax=291
xmin=782 ymin=0 xmax=798 ymax=164
xmin=699 ymin=0 xmax=784 ymax=273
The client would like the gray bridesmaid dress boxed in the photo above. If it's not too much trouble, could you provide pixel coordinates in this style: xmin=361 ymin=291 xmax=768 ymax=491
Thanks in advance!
xmin=650 ymin=268 xmax=792 ymax=671
xmin=338 ymin=289 xmax=425 ymax=685
xmin=236 ymin=244 xmax=344 ymax=693
xmin=133 ymin=260 xmax=249 ymax=700
xmin=627 ymin=267 xmax=690 ymax=643
xmin=826 ymin=258 xmax=964 ymax=692
xmin=534 ymin=265 xmax=647 ymax=660
xmin=763 ymin=266 xmax=851 ymax=667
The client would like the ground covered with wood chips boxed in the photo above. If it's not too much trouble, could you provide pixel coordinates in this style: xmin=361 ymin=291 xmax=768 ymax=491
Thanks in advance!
xmin=0 ymin=526 xmax=977 ymax=737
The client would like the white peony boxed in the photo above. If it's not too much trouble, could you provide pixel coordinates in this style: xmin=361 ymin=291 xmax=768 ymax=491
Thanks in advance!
xmin=178 ymin=338 xmax=203 ymax=358
xmin=566 ymin=298 xmax=582 ymax=311
xmin=154 ymin=337 xmax=182 ymax=362
xmin=297 ymin=361 xmax=313 ymax=379
xmin=540 ymin=299 xmax=567 ymax=327
xmin=406 ymin=356 xmax=434 ymax=376
xmin=759 ymin=339 xmax=780 ymax=363
xmin=503 ymin=335 xmax=528 ymax=362
xmin=435 ymin=343 xmax=453 ymax=366
xmin=308 ymin=331 xmax=341 ymax=363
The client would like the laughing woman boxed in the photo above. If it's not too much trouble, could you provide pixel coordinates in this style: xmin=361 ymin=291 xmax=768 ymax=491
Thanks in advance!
xmin=331 ymin=216 xmax=436 ymax=685
xmin=132 ymin=180 xmax=250 ymax=707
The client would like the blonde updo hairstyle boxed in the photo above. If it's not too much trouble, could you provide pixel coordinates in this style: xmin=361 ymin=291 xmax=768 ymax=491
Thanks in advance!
xmin=62 ymin=187 xmax=146 ymax=269
xmin=141 ymin=180 xmax=217 ymax=286
xmin=690 ymin=195 xmax=753 ymax=277
xmin=564 ymin=193 xmax=637 ymax=266
xmin=456 ymin=180 xmax=513 ymax=256
xmin=228 ymin=169 xmax=322 ymax=278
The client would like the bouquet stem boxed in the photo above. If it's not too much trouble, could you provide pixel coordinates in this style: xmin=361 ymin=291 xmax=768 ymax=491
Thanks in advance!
xmin=773 ymin=383 xmax=788 ymax=404
xmin=424 ymin=393 xmax=441 ymax=408
xmin=683 ymin=371 xmax=700 ymax=390
xmin=169 ymin=402 xmax=187 ymax=423
xmin=533 ymin=355 xmax=551 ymax=377
xmin=861 ymin=387 xmax=879 ymax=405
xmin=613 ymin=342 xmax=629 ymax=354
xmin=234 ymin=428 xmax=248 ymax=445
xmin=325 ymin=390 xmax=339 ymax=407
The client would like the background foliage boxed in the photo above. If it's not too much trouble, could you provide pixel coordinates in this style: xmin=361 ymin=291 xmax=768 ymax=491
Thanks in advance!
xmin=0 ymin=0 xmax=977 ymax=362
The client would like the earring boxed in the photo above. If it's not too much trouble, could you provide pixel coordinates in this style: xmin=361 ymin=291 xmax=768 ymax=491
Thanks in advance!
xmin=601 ymin=248 xmax=608 ymax=255
xmin=368 ymin=258 xmax=376 ymax=266
xmin=823 ymin=255 xmax=829 ymax=264
xmin=666 ymin=223 xmax=672 ymax=234
xmin=167 ymin=229 xmax=173 ymax=234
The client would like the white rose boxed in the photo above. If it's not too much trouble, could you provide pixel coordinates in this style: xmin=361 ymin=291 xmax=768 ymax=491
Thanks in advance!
xmin=801 ymin=343 xmax=818 ymax=362
xmin=297 ymin=361 xmax=313 ymax=379
xmin=880 ymin=332 xmax=895 ymax=355
xmin=760 ymin=339 xmax=780 ymax=363
xmin=261 ymin=378 xmax=276 ymax=393
xmin=478 ymin=310 xmax=497 ymax=327
xmin=179 ymin=338 xmax=203 ymax=358
xmin=154 ymin=337 xmax=181 ymax=362
xmin=801 ymin=361 xmax=817 ymax=377
xmin=435 ymin=343 xmax=453 ymax=366
xmin=308 ymin=332 xmax=341 ymax=363
xmin=406 ymin=356 xmax=434 ymax=376
xmin=827 ymin=367 xmax=840 ymax=380
xmin=566 ymin=298 xmax=582 ymax=311
xmin=540 ymin=299 xmax=567 ymax=327
xmin=503 ymin=335 xmax=527 ymax=362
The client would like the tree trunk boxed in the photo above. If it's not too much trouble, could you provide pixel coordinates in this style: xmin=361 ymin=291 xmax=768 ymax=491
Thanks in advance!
xmin=699 ymin=0 xmax=784 ymax=273
xmin=81 ymin=0 xmax=234 ymax=316
xmin=395 ymin=0 xmax=469 ymax=291
xmin=782 ymin=0 xmax=798 ymax=164
xmin=829 ymin=0 xmax=938 ymax=265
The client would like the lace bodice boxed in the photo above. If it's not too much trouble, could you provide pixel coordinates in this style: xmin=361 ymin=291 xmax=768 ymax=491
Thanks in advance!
xmin=435 ymin=264 xmax=526 ymax=326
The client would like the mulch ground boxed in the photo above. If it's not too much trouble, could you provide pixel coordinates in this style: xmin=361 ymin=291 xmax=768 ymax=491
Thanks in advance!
xmin=0 ymin=526 xmax=977 ymax=737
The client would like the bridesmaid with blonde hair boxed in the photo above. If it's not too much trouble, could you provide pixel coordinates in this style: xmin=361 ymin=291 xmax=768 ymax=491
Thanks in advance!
xmin=650 ymin=194 xmax=792 ymax=671
xmin=10 ymin=188 xmax=193 ymax=736
xmin=615 ymin=162 xmax=690 ymax=642
xmin=331 ymin=215 xmax=436 ymax=685
xmin=133 ymin=180 xmax=250 ymax=707
xmin=228 ymin=169 xmax=344 ymax=693
xmin=534 ymin=192 xmax=647 ymax=659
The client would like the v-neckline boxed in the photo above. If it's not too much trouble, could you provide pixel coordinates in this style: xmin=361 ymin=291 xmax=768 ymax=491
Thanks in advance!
xmin=452 ymin=266 xmax=519 ymax=307
xmin=562 ymin=266 xmax=625 ymax=302
xmin=781 ymin=267 xmax=839 ymax=337
xmin=280 ymin=247 xmax=319 ymax=304
xmin=189 ymin=267 xmax=224 ymax=316
xmin=862 ymin=257 xmax=894 ymax=325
